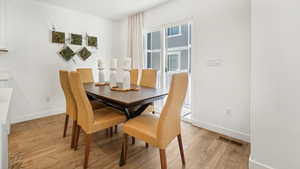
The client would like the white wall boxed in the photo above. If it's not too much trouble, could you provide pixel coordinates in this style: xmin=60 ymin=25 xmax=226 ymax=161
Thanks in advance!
xmin=0 ymin=0 xmax=119 ymax=123
xmin=250 ymin=0 xmax=300 ymax=169
xmin=118 ymin=0 xmax=251 ymax=142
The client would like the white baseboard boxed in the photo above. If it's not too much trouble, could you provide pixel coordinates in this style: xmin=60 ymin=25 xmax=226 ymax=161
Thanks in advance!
xmin=11 ymin=107 xmax=65 ymax=124
xmin=191 ymin=120 xmax=250 ymax=143
xmin=249 ymin=157 xmax=275 ymax=169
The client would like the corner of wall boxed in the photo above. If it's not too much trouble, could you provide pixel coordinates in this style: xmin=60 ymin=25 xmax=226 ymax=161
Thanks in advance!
xmin=249 ymin=156 xmax=275 ymax=169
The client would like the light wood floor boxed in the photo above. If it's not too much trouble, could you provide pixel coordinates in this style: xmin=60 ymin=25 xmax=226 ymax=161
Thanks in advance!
xmin=9 ymin=114 xmax=250 ymax=169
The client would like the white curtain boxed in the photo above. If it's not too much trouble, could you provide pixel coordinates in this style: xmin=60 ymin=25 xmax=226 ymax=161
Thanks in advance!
xmin=127 ymin=12 xmax=144 ymax=69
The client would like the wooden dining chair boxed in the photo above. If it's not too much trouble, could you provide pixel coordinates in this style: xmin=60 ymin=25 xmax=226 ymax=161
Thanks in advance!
xmin=76 ymin=68 xmax=116 ymax=135
xmin=59 ymin=70 xmax=108 ymax=149
xmin=69 ymin=71 xmax=127 ymax=169
xmin=140 ymin=69 xmax=157 ymax=88
xmin=130 ymin=69 xmax=139 ymax=85
xmin=120 ymin=73 xmax=188 ymax=169
xmin=141 ymin=69 xmax=157 ymax=115
xmin=77 ymin=68 xmax=94 ymax=83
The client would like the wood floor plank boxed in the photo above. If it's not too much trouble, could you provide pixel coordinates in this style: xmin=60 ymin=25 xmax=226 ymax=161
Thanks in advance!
xmin=9 ymin=114 xmax=250 ymax=169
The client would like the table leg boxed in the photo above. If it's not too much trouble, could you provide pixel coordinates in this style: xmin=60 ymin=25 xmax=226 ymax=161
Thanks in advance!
xmin=124 ymin=108 xmax=131 ymax=119
xmin=131 ymin=103 xmax=152 ymax=118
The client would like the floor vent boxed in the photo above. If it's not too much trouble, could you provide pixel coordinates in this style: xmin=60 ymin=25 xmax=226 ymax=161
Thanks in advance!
xmin=218 ymin=136 xmax=243 ymax=146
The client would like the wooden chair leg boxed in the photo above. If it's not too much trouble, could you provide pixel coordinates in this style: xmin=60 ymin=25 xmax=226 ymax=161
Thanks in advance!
xmin=74 ymin=125 xmax=81 ymax=151
xmin=115 ymin=125 xmax=118 ymax=134
xmin=124 ymin=134 xmax=128 ymax=162
xmin=106 ymin=128 xmax=109 ymax=136
xmin=71 ymin=120 xmax=77 ymax=149
xmin=63 ymin=114 xmax=69 ymax=137
xmin=159 ymin=149 xmax=167 ymax=169
xmin=119 ymin=133 xmax=128 ymax=166
xmin=83 ymin=134 xmax=92 ymax=169
xmin=177 ymin=135 xmax=186 ymax=165
xmin=132 ymin=137 xmax=135 ymax=144
xmin=145 ymin=143 xmax=149 ymax=148
xmin=110 ymin=127 xmax=113 ymax=137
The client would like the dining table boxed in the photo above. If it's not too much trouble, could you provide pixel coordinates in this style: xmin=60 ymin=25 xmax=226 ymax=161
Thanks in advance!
xmin=83 ymin=82 xmax=168 ymax=119
xmin=84 ymin=82 xmax=168 ymax=166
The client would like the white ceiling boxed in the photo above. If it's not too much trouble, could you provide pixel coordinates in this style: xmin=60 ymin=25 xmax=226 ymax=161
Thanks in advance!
xmin=37 ymin=0 xmax=171 ymax=20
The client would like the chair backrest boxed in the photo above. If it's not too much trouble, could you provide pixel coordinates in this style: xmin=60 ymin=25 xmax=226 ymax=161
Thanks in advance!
xmin=69 ymin=71 xmax=94 ymax=133
xmin=140 ymin=69 xmax=157 ymax=88
xmin=76 ymin=68 xmax=94 ymax=83
xmin=59 ymin=70 xmax=77 ymax=120
xmin=130 ymin=69 xmax=139 ymax=85
xmin=157 ymin=73 xmax=188 ymax=148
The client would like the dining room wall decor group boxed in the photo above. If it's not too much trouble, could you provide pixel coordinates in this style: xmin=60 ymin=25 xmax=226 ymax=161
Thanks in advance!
xmin=51 ymin=30 xmax=98 ymax=62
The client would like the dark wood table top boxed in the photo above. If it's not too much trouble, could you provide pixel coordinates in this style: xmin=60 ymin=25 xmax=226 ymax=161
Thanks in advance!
xmin=84 ymin=83 xmax=168 ymax=107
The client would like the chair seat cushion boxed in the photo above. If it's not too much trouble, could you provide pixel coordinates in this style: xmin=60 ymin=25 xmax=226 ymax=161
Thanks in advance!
xmin=123 ymin=115 xmax=159 ymax=146
xmin=91 ymin=107 xmax=126 ymax=133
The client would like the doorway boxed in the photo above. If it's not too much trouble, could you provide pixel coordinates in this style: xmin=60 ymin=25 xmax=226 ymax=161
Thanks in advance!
xmin=144 ymin=22 xmax=192 ymax=121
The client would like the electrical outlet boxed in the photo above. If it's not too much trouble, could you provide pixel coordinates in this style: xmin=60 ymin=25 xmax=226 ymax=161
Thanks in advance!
xmin=46 ymin=96 xmax=51 ymax=103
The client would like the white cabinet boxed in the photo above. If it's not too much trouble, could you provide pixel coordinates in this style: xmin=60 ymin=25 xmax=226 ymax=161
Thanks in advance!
xmin=0 ymin=88 xmax=12 ymax=169
xmin=0 ymin=0 xmax=7 ymax=50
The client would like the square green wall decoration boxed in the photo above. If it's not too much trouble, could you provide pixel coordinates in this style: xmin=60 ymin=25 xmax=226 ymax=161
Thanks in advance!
xmin=87 ymin=36 xmax=97 ymax=47
xmin=71 ymin=33 xmax=82 ymax=45
xmin=52 ymin=31 xmax=65 ymax=44
xmin=59 ymin=46 xmax=75 ymax=61
xmin=78 ymin=47 xmax=91 ymax=61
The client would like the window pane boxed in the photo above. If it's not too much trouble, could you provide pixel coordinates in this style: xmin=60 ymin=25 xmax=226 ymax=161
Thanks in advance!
xmin=147 ymin=33 xmax=151 ymax=50
xmin=147 ymin=52 xmax=152 ymax=68
xmin=167 ymin=26 xmax=180 ymax=36
xmin=166 ymin=25 xmax=188 ymax=48
xmin=152 ymin=52 xmax=161 ymax=70
xmin=151 ymin=31 xmax=161 ymax=50
xmin=168 ymin=54 xmax=179 ymax=71
xmin=180 ymin=50 xmax=188 ymax=70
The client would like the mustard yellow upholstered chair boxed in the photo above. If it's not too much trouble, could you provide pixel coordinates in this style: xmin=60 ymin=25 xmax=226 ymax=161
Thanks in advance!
xmin=77 ymin=68 xmax=94 ymax=83
xmin=120 ymin=73 xmax=188 ymax=169
xmin=140 ymin=69 xmax=157 ymax=88
xmin=59 ymin=70 xmax=107 ymax=149
xmin=76 ymin=68 xmax=116 ymax=134
xmin=140 ymin=69 xmax=157 ymax=114
xmin=130 ymin=69 xmax=139 ymax=85
xmin=69 ymin=71 xmax=126 ymax=169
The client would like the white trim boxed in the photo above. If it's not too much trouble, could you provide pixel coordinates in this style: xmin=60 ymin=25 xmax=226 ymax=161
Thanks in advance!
xmin=249 ymin=157 xmax=276 ymax=169
xmin=11 ymin=107 xmax=65 ymax=124
xmin=191 ymin=119 xmax=250 ymax=142
xmin=168 ymin=45 xmax=191 ymax=51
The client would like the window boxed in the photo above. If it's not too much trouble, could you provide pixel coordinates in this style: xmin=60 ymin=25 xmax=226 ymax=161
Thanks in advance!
xmin=167 ymin=26 xmax=182 ymax=37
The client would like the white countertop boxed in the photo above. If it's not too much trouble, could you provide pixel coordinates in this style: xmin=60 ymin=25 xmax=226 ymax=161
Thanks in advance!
xmin=0 ymin=88 xmax=13 ymax=125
